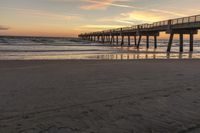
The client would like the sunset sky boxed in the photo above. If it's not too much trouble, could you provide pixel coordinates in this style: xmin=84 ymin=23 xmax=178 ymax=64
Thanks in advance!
xmin=0 ymin=0 xmax=200 ymax=37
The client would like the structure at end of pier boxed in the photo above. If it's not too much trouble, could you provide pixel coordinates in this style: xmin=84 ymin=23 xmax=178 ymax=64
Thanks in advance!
xmin=79 ymin=15 xmax=200 ymax=52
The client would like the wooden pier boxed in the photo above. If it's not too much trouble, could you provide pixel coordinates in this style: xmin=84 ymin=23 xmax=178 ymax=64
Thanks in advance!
xmin=79 ymin=15 xmax=200 ymax=52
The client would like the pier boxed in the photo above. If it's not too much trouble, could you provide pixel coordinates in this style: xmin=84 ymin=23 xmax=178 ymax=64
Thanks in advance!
xmin=79 ymin=15 xmax=200 ymax=52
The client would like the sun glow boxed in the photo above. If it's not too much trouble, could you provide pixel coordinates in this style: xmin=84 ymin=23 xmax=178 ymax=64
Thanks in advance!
xmin=0 ymin=0 xmax=200 ymax=37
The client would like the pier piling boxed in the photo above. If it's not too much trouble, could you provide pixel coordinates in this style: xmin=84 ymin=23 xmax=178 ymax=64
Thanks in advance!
xmin=134 ymin=36 xmax=137 ymax=46
xmin=137 ymin=36 xmax=142 ymax=48
xmin=154 ymin=36 xmax=157 ymax=49
xmin=167 ymin=34 xmax=174 ymax=52
xmin=190 ymin=33 xmax=194 ymax=52
xmin=121 ymin=36 xmax=124 ymax=46
xmin=116 ymin=36 xmax=119 ymax=45
xmin=146 ymin=35 xmax=149 ymax=49
xmin=128 ymin=35 xmax=131 ymax=46
xmin=180 ymin=34 xmax=184 ymax=52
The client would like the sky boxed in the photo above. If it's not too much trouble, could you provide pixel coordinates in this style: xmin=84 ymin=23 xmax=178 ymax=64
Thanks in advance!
xmin=0 ymin=0 xmax=200 ymax=37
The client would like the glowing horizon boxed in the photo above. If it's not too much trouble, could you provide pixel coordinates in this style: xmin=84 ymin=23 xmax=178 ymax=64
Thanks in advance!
xmin=0 ymin=0 xmax=200 ymax=37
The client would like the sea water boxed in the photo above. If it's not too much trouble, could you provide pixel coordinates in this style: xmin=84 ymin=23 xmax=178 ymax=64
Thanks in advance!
xmin=0 ymin=36 xmax=200 ymax=60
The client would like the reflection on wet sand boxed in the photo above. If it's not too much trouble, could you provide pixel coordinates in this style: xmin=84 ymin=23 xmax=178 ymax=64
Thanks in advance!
xmin=0 ymin=44 xmax=198 ymax=60
xmin=95 ymin=52 xmax=197 ymax=60
xmin=0 ymin=52 xmax=197 ymax=60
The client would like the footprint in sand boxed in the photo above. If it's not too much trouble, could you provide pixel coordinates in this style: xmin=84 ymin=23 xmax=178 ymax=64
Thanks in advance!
xmin=42 ymin=126 xmax=73 ymax=133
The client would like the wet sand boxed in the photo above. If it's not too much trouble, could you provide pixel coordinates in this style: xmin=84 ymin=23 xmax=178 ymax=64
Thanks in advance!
xmin=0 ymin=60 xmax=200 ymax=133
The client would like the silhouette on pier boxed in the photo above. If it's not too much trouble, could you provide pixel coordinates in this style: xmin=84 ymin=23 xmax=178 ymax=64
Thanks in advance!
xmin=79 ymin=15 xmax=200 ymax=52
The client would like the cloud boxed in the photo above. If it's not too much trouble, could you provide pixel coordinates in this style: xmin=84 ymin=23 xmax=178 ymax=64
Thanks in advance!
xmin=98 ymin=12 xmax=162 ymax=26
xmin=79 ymin=24 xmax=124 ymax=31
xmin=0 ymin=25 xmax=10 ymax=30
xmin=0 ymin=7 xmax=82 ymax=21
xmin=80 ymin=0 xmax=186 ymax=18
xmin=98 ymin=9 xmax=188 ymax=26
xmin=149 ymin=9 xmax=186 ymax=17
xmin=119 ymin=11 xmax=167 ymax=23
xmin=80 ymin=0 xmax=132 ymax=10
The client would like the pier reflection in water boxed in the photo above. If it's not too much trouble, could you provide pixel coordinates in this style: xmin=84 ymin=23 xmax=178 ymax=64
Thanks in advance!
xmin=94 ymin=53 xmax=197 ymax=60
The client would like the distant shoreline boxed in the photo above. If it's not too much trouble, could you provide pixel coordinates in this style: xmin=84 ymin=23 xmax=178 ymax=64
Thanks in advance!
xmin=0 ymin=35 xmax=79 ymax=39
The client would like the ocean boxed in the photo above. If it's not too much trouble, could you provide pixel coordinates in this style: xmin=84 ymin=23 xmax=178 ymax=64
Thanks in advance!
xmin=0 ymin=36 xmax=200 ymax=60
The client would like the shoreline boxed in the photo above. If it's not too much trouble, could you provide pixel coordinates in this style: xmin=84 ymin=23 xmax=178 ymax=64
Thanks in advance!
xmin=0 ymin=52 xmax=199 ymax=60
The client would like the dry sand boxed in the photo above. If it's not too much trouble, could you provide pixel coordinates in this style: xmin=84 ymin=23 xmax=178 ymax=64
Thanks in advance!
xmin=0 ymin=60 xmax=200 ymax=133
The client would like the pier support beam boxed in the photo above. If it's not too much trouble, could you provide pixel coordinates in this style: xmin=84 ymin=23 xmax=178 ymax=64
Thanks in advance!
xmin=128 ymin=35 xmax=131 ymax=46
xmin=121 ymin=36 xmax=124 ymax=46
xmin=180 ymin=34 xmax=184 ymax=52
xmin=93 ymin=36 xmax=95 ymax=42
xmin=110 ymin=36 xmax=112 ymax=43
xmin=110 ymin=36 xmax=114 ymax=45
xmin=134 ymin=36 xmax=137 ymax=46
xmin=112 ymin=36 xmax=115 ymax=45
xmin=106 ymin=36 xmax=108 ymax=43
xmin=146 ymin=35 xmax=149 ymax=49
xmin=190 ymin=33 xmax=194 ymax=52
xmin=116 ymin=36 xmax=119 ymax=45
xmin=166 ymin=29 xmax=197 ymax=52
xmin=154 ymin=36 xmax=157 ymax=49
xmin=167 ymin=34 xmax=174 ymax=52
xmin=137 ymin=35 xmax=142 ymax=48
xmin=137 ymin=31 xmax=159 ymax=49
xmin=102 ymin=36 xmax=105 ymax=44
xmin=110 ymin=36 xmax=112 ymax=44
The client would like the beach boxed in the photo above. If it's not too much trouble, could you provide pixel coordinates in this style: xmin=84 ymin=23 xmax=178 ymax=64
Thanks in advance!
xmin=1 ymin=0 xmax=200 ymax=133
xmin=1 ymin=60 xmax=200 ymax=133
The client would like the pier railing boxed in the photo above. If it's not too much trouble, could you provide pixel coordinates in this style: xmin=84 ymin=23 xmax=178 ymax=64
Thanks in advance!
xmin=80 ymin=15 xmax=200 ymax=36
xmin=88 ymin=15 xmax=200 ymax=34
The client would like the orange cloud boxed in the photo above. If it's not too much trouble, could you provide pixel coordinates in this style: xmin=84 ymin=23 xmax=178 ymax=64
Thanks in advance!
xmin=80 ymin=24 xmax=123 ymax=30
xmin=1 ymin=7 xmax=81 ymax=21
xmin=98 ymin=10 xmax=188 ymax=26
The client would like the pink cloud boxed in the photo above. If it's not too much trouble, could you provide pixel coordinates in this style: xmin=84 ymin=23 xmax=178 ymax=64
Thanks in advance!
xmin=81 ymin=0 xmax=131 ymax=10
